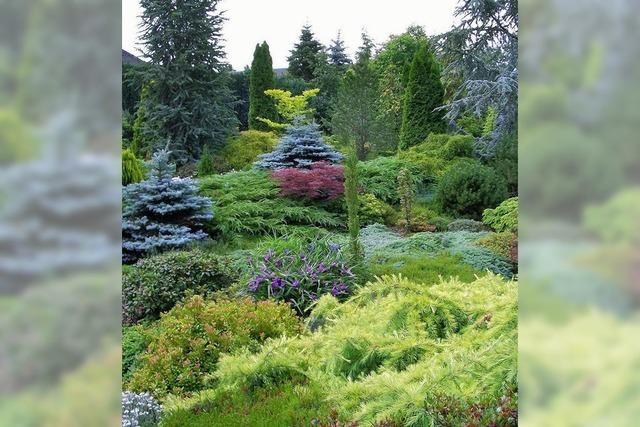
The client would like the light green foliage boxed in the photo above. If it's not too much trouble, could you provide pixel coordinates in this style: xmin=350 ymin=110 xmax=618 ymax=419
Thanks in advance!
xmin=482 ymin=107 xmax=497 ymax=137
xmin=258 ymin=88 xmax=319 ymax=131
xmin=218 ymin=130 xmax=278 ymax=171
xmin=399 ymin=43 xmax=446 ymax=150
xmin=359 ymin=156 xmax=432 ymax=204
xmin=475 ymin=232 xmax=516 ymax=261
xmin=127 ymin=295 xmax=301 ymax=397
xmin=249 ymin=42 xmax=278 ymax=131
xmin=199 ymin=170 xmax=342 ymax=238
xmin=122 ymin=326 xmax=148 ymax=383
xmin=196 ymin=146 xmax=216 ymax=177
xmin=0 ymin=108 xmax=36 ymax=164
xmin=130 ymin=84 xmax=152 ymax=158
xmin=482 ymin=197 xmax=518 ymax=232
xmin=369 ymin=253 xmax=484 ymax=285
xmin=436 ymin=159 xmax=508 ymax=219
xmin=205 ymin=274 xmax=516 ymax=426
xmin=583 ymin=188 xmax=640 ymax=245
xmin=122 ymin=149 xmax=145 ymax=186
xmin=161 ymin=382 xmax=334 ymax=427
xmin=358 ymin=194 xmax=395 ymax=226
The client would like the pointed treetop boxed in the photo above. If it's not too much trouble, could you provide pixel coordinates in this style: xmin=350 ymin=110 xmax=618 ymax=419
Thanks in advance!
xmin=328 ymin=30 xmax=351 ymax=68
xmin=356 ymin=30 xmax=376 ymax=64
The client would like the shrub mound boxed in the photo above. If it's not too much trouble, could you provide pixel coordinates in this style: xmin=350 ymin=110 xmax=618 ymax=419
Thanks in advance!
xmin=122 ymin=249 xmax=237 ymax=324
xmin=483 ymin=197 xmax=518 ymax=232
xmin=126 ymin=295 xmax=301 ymax=396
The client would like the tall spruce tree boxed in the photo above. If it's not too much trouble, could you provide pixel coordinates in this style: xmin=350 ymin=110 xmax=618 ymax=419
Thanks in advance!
xmin=356 ymin=31 xmax=376 ymax=64
xmin=287 ymin=24 xmax=324 ymax=81
xmin=137 ymin=0 xmax=237 ymax=165
xmin=122 ymin=150 xmax=213 ymax=263
xmin=249 ymin=42 xmax=277 ymax=131
xmin=399 ymin=43 xmax=446 ymax=150
xmin=328 ymin=31 xmax=351 ymax=69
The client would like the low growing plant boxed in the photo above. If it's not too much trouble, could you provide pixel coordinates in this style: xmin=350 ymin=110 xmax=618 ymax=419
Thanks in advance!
xmin=272 ymin=162 xmax=344 ymax=201
xmin=127 ymin=296 xmax=301 ymax=396
xmin=122 ymin=249 xmax=237 ymax=325
xmin=482 ymin=197 xmax=518 ymax=232
xmin=122 ymin=392 xmax=162 ymax=427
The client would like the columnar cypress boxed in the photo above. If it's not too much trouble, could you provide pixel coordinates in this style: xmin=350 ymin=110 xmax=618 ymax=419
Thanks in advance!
xmin=249 ymin=42 xmax=277 ymax=131
xmin=399 ymin=43 xmax=446 ymax=150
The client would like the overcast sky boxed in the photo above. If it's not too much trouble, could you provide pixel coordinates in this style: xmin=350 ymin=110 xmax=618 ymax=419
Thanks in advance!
xmin=122 ymin=0 xmax=459 ymax=70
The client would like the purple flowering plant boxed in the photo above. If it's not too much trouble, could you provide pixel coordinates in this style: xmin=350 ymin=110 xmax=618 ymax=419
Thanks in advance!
xmin=245 ymin=240 xmax=355 ymax=315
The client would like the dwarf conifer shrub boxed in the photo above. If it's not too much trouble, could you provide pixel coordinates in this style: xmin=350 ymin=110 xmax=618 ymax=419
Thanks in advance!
xmin=272 ymin=162 xmax=344 ymax=201
xmin=122 ymin=150 xmax=213 ymax=263
xmin=122 ymin=149 xmax=145 ymax=186
xmin=436 ymin=160 xmax=508 ymax=219
xmin=255 ymin=121 xmax=343 ymax=169
xmin=482 ymin=197 xmax=518 ymax=232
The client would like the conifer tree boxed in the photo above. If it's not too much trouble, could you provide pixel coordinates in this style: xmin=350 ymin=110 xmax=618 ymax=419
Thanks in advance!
xmin=122 ymin=149 xmax=145 ymax=186
xmin=328 ymin=31 xmax=351 ymax=69
xmin=122 ymin=150 xmax=213 ymax=263
xmin=287 ymin=24 xmax=324 ymax=81
xmin=249 ymin=42 xmax=277 ymax=131
xmin=343 ymin=147 xmax=364 ymax=277
xmin=399 ymin=43 xmax=446 ymax=150
xmin=137 ymin=0 xmax=237 ymax=164
xmin=255 ymin=120 xmax=343 ymax=169
xmin=356 ymin=31 xmax=376 ymax=64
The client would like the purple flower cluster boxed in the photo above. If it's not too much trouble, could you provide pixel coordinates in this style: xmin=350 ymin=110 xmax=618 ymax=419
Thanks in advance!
xmin=245 ymin=241 xmax=355 ymax=315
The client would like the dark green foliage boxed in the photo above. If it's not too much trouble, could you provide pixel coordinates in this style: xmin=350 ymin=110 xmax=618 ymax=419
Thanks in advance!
xmin=436 ymin=160 xmax=508 ymax=219
xmin=418 ymin=299 xmax=469 ymax=339
xmin=122 ymin=63 xmax=144 ymax=115
xmin=127 ymin=296 xmax=301 ymax=396
xmin=331 ymin=58 xmax=387 ymax=160
xmin=122 ymin=249 xmax=238 ymax=324
xmin=399 ymin=43 xmax=446 ymax=150
xmin=199 ymin=170 xmax=342 ymax=238
xmin=489 ymin=134 xmax=518 ymax=196
xmin=197 ymin=146 xmax=216 ymax=177
xmin=288 ymin=24 xmax=324 ymax=81
xmin=309 ymin=51 xmax=341 ymax=130
xmin=122 ymin=326 xmax=148 ymax=383
xmin=249 ymin=42 xmax=277 ymax=131
xmin=230 ymin=68 xmax=251 ymax=131
xmin=122 ymin=149 xmax=145 ymax=186
xmin=130 ymin=84 xmax=152 ymax=158
xmin=275 ymin=74 xmax=310 ymax=95
xmin=447 ymin=219 xmax=487 ymax=232
xmin=391 ymin=345 xmax=427 ymax=372
xmin=137 ymin=0 xmax=237 ymax=164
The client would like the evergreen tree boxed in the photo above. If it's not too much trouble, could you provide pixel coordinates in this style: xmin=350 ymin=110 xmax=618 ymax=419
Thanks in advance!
xmin=343 ymin=148 xmax=364 ymax=277
xmin=230 ymin=67 xmax=251 ymax=131
xmin=399 ymin=43 xmax=446 ymax=150
xmin=310 ymin=50 xmax=341 ymax=129
xmin=287 ymin=24 xmax=324 ymax=81
xmin=249 ymin=42 xmax=277 ymax=131
xmin=197 ymin=145 xmax=216 ymax=176
xmin=122 ymin=150 xmax=213 ymax=263
xmin=137 ymin=0 xmax=237 ymax=165
xmin=331 ymin=57 xmax=387 ymax=160
xmin=356 ymin=31 xmax=376 ymax=64
xmin=328 ymin=31 xmax=351 ymax=69
xmin=255 ymin=120 xmax=343 ymax=169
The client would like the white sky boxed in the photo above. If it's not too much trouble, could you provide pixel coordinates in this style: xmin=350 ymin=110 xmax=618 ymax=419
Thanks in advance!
xmin=122 ymin=0 xmax=459 ymax=70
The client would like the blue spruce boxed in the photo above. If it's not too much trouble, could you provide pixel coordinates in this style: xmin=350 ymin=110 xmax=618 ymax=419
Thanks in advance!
xmin=122 ymin=149 xmax=213 ymax=263
xmin=255 ymin=120 xmax=343 ymax=169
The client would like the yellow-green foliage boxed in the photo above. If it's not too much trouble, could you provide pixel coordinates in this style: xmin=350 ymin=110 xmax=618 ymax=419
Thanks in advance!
xmin=475 ymin=232 xmax=516 ymax=261
xmin=583 ymin=188 xmax=640 ymax=245
xmin=218 ymin=130 xmax=278 ymax=171
xmin=0 ymin=108 xmax=36 ymax=164
xmin=258 ymin=88 xmax=319 ymax=130
xmin=201 ymin=274 xmax=517 ymax=426
xmin=122 ymin=149 xmax=145 ymax=186
xmin=398 ymin=133 xmax=474 ymax=180
xmin=482 ymin=197 xmax=518 ymax=232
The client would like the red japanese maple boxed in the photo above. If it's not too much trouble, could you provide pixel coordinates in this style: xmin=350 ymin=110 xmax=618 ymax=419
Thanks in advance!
xmin=271 ymin=162 xmax=344 ymax=201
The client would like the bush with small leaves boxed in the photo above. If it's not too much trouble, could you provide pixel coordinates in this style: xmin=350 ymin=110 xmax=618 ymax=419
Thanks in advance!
xmin=127 ymin=296 xmax=301 ymax=396
xmin=219 ymin=130 xmax=278 ymax=171
xmin=448 ymin=219 xmax=488 ymax=232
xmin=359 ymin=156 xmax=431 ymax=204
xmin=122 ymin=249 xmax=237 ymax=325
xmin=358 ymin=194 xmax=395 ymax=226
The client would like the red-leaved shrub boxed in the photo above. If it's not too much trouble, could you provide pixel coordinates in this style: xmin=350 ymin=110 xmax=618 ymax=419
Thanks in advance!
xmin=271 ymin=162 xmax=344 ymax=201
